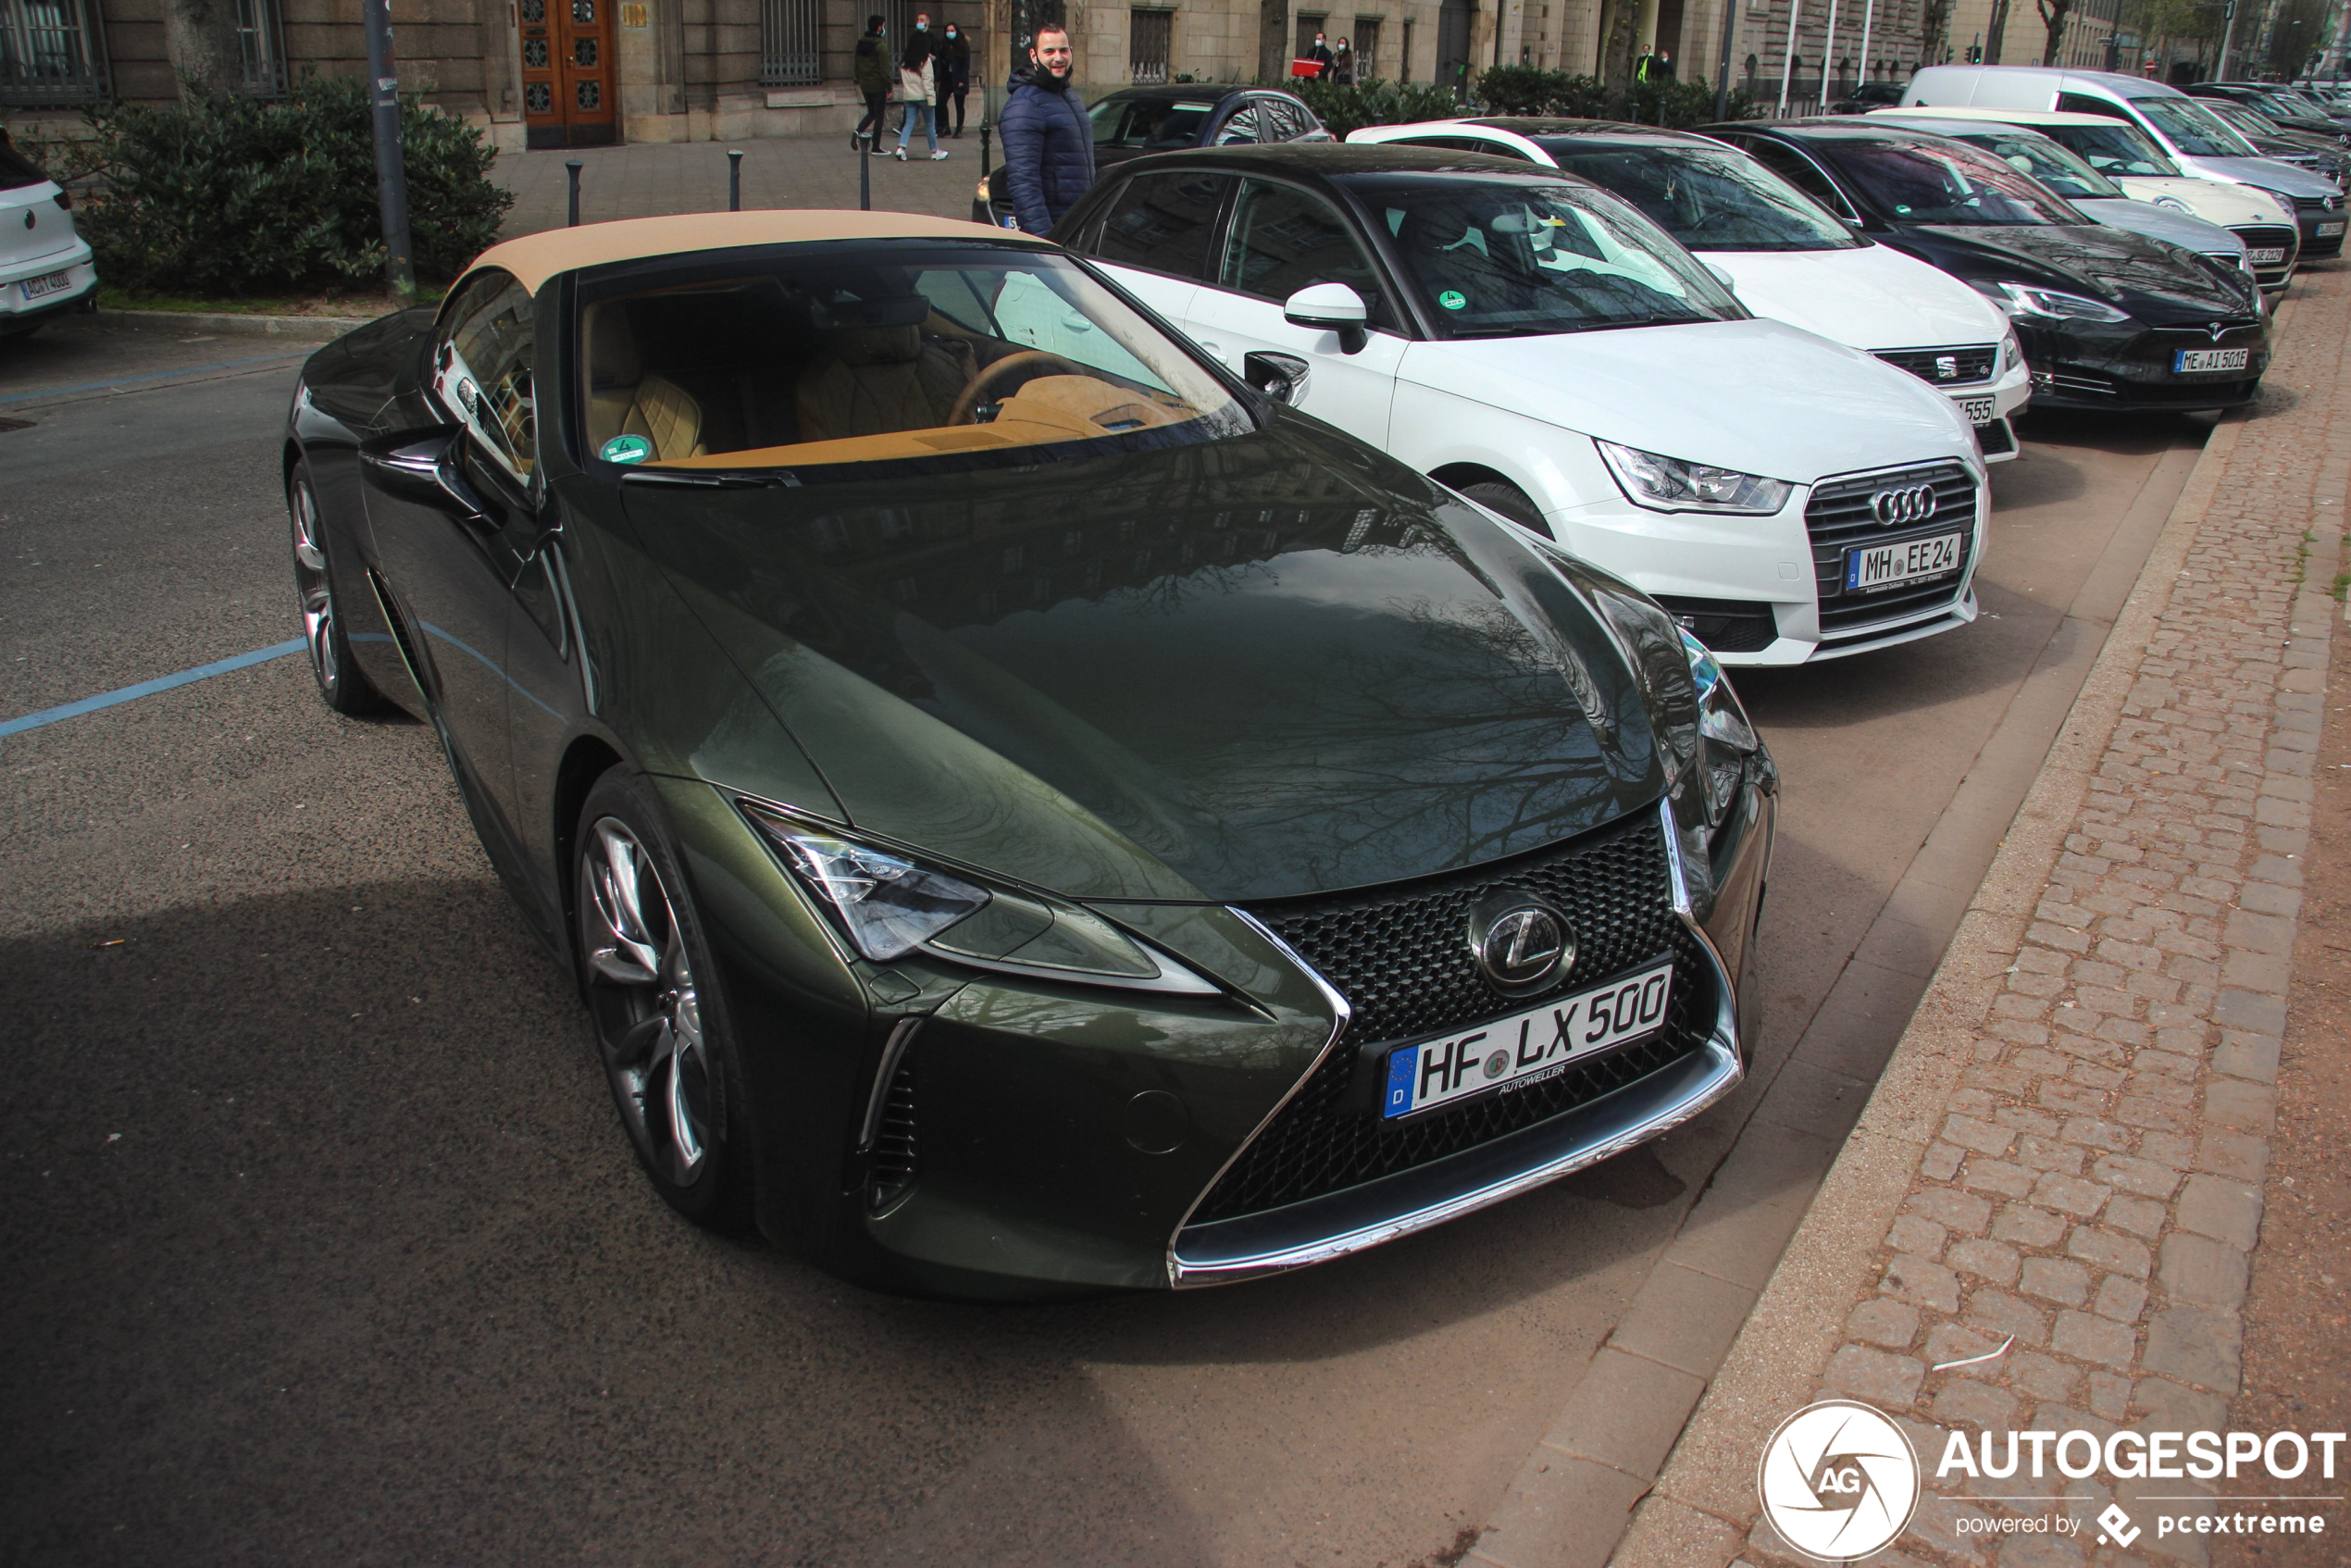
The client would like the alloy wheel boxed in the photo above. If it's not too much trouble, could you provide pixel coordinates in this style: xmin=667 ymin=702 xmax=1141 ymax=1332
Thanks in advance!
xmin=580 ymin=816 xmax=712 ymax=1188
xmin=290 ymin=477 xmax=338 ymax=693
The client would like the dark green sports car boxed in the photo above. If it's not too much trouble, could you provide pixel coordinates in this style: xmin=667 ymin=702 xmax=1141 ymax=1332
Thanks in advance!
xmin=282 ymin=209 xmax=1775 ymax=1297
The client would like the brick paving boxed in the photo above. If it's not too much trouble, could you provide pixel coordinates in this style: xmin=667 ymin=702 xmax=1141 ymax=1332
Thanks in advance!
xmin=492 ymin=136 xmax=982 ymax=237
xmin=1613 ymin=266 xmax=2351 ymax=1568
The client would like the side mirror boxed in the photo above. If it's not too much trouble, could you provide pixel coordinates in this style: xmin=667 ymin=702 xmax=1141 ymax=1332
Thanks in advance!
xmin=1283 ymin=281 xmax=1369 ymax=354
xmin=359 ymin=426 xmax=491 ymax=528
xmin=1702 ymin=260 xmax=1740 ymax=294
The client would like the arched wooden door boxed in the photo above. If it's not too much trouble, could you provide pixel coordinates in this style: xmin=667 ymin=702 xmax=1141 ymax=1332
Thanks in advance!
xmin=521 ymin=0 xmax=617 ymax=148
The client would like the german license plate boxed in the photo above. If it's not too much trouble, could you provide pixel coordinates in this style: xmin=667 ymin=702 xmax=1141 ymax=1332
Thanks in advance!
xmin=2247 ymin=246 xmax=2286 ymax=264
xmin=20 ymin=268 xmax=70 ymax=301
xmin=2174 ymin=347 xmax=2250 ymax=373
xmin=1847 ymin=530 xmax=1963 ymax=592
xmin=1958 ymin=395 xmax=1996 ymax=424
xmin=1382 ymin=958 xmax=1674 ymax=1119
xmin=2320 ymin=221 xmax=2345 ymax=236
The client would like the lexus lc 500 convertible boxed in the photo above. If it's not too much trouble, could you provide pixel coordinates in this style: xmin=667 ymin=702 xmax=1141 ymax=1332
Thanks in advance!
xmin=282 ymin=211 xmax=1774 ymax=1298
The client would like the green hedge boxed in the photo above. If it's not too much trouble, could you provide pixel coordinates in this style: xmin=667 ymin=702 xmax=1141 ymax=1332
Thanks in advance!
xmin=1291 ymin=78 xmax=1475 ymax=138
xmin=69 ymin=75 xmax=512 ymax=296
xmin=1473 ymin=66 xmax=1762 ymax=128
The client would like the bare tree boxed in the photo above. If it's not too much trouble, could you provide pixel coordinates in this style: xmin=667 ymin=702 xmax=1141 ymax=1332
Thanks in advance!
xmin=1596 ymin=0 xmax=1642 ymax=83
xmin=1261 ymin=0 xmax=1291 ymax=84
xmin=1984 ymin=0 xmax=2015 ymax=60
xmin=161 ymin=0 xmax=245 ymax=102
xmin=2036 ymin=0 xmax=2075 ymax=63
xmin=1921 ymin=0 xmax=1956 ymax=61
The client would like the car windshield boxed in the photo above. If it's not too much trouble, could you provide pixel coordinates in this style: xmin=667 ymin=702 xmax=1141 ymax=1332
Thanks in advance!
xmin=577 ymin=245 xmax=1250 ymax=477
xmin=2135 ymin=95 xmax=2260 ymax=157
xmin=1352 ymin=177 xmax=1743 ymax=336
xmin=0 ymin=140 xmax=50 ymax=191
xmin=1537 ymin=141 xmax=1861 ymax=251
xmin=1945 ymin=130 xmax=2123 ymax=199
xmin=1092 ymin=97 xmax=1213 ymax=149
xmin=1816 ymin=137 xmax=2080 ymax=224
xmin=2206 ymin=101 xmax=2280 ymax=138
xmin=2251 ymin=89 xmax=2320 ymax=118
xmin=2041 ymin=120 xmax=2180 ymax=177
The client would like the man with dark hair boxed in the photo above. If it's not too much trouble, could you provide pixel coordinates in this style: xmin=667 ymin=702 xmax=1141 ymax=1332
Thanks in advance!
xmin=852 ymin=14 xmax=890 ymax=151
xmin=937 ymin=20 xmax=972 ymax=138
xmin=998 ymin=25 xmax=1092 ymax=233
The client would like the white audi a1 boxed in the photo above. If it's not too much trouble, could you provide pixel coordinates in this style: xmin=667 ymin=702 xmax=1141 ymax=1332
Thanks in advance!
xmin=1050 ymin=143 xmax=1988 ymax=664
xmin=1348 ymin=118 xmax=2033 ymax=461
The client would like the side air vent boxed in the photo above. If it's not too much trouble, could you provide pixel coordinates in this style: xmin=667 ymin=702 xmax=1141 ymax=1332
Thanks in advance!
xmin=867 ymin=1063 xmax=919 ymax=1213
xmin=366 ymin=567 xmax=430 ymax=701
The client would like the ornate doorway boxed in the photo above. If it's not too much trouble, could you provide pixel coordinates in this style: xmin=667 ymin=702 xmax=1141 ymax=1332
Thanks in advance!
xmin=521 ymin=0 xmax=616 ymax=149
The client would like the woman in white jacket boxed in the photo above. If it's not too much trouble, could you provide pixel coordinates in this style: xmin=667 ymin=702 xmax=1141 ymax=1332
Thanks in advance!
xmin=893 ymin=31 xmax=948 ymax=161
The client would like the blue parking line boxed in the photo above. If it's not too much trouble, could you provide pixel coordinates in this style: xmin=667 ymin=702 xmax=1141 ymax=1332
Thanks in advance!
xmin=0 ymin=350 xmax=310 ymax=407
xmin=0 ymin=639 xmax=306 ymax=738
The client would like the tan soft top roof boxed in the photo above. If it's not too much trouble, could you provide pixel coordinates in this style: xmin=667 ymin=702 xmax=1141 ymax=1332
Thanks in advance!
xmin=467 ymin=209 xmax=1046 ymax=295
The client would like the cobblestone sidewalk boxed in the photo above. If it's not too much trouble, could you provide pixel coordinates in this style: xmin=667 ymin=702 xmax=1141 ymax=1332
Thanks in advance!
xmin=1612 ymin=268 xmax=2351 ymax=1567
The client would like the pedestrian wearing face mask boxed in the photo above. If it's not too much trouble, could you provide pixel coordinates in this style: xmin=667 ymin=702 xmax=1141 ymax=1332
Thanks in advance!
xmin=1306 ymin=30 xmax=1333 ymax=78
xmin=893 ymin=11 xmax=948 ymax=161
xmin=936 ymin=22 xmax=972 ymax=138
xmin=851 ymin=13 xmax=890 ymax=151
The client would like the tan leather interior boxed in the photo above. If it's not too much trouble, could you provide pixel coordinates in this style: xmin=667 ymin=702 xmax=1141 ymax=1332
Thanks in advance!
xmin=585 ymin=302 xmax=708 ymax=461
xmin=792 ymin=322 xmax=977 ymax=444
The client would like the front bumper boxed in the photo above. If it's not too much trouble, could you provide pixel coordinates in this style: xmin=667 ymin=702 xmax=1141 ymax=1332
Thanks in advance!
xmin=2018 ymin=315 xmax=2270 ymax=413
xmin=2294 ymin=201 xmax=2346 ymax=258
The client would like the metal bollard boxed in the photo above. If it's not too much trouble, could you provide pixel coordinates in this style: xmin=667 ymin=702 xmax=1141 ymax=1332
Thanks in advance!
xmin=859 ymin=136 xmax=870 ymax=210
xmin=979 ymin=125 xmax=991 ymax=178
xmin=566 ymin=159 xmax=582 ymax=227
xmin=728 ymin=148 xmax=743 ymax=211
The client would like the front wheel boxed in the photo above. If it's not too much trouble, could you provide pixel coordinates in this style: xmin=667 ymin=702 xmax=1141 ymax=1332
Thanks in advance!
xmin=288 ymin=460 xmax=386 ymax=714
xmin=1460 ymin=479 xmax=1550 ymax=537
xmin=574 ymin=767 xmax=754 ymax=1229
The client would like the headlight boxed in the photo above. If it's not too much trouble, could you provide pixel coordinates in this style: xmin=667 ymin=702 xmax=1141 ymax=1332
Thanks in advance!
xmin=1978 ymin=280 xmax=2133 ymax=324
xmin=742 ymin=806 xmax=1218 ymax=994
xmin=1597 ymin=440 xmax=1794 ymax=516
xmin=2268 ymin=188 xmax=2299 ymax=219
xmin=2152 ymin=194 xmax=2193 ymax=213
xmin=1682 ymin=629 xmax=1762 ymax=828
xmin=2000 ymin=328 xmax=2025 ymax=371
xmin=1572 ymin=574 xmax=1766 ymax=830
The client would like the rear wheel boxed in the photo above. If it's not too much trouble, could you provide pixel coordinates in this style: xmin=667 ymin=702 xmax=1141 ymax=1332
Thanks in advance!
xmin=1460 ymin=479 xmax=1549 ymax=536
xmin=288 ymin=460 xmax=385 ymax=714
xmin=575 ymin=767 xmax=754 ymax=1229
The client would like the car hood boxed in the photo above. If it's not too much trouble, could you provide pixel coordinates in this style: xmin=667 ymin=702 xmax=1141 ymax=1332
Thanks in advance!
xmin=1910 ymin=222 xmax=2257 ymax=318
xmin=2181 ymin=154 xmax=2341 ymax=197
xmin=1399 ymin=317 xmax=1974 ymax=481
xmin=2112 ymin=176 xmax=2285 ymax=226
xmin=2072 ymin=196 xmax=2245 ymax=254
xmin=621 ymin=419 xmax=1668 ymax=903
xmin=1694 ymin=243 xmax=2012 ymax=354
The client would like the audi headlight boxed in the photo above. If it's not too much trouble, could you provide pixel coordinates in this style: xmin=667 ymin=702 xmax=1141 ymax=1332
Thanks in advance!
xmin=1597 ymin=440 xmax=1794 ymax=516
xmin=742 ymin=806 xmax=1217 ymax=994
xmin=1979 ymin=280 xmax=2133 ymax=324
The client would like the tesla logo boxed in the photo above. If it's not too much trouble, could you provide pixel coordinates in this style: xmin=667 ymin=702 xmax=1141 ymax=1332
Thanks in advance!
xmin=2208 ymin=320 xmax=2228 ymax=342
xmin=1466 ymin=896 xmax=1574 ymax=995
xmin=1934 ymin=355 xmax=1959 ymax=379
xmin=1870 ymin=485 xmax=1937 ymax=526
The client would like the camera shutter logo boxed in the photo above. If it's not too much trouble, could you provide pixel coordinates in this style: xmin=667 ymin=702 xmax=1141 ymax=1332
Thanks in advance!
xmin=1757 ymin=1400 xmax=1922 ymax=1562
xmin=1870 ymin=485 xmax=1937 ymax=527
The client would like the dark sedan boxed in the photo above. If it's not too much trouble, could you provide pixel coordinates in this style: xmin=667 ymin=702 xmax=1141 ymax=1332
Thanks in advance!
xmin=280 ymin=209 xmax=1773 ymax=1299
xmin=2189 ymin=94 xmax=2351 ymax=188
xmin=1700 ymin=120 xmax=2271 ymax=414
xmin=2184 ymin=81 xmax=2351 ymax=142
xmin=973 ymin=84 xmax=1328 ymax=230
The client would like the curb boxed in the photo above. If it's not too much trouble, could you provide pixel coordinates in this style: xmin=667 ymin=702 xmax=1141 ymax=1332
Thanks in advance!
xmin=92 ymin=308 xmax=368 ymax=341
xmin=1607 ymin=368 xmax=2276 ymax=1562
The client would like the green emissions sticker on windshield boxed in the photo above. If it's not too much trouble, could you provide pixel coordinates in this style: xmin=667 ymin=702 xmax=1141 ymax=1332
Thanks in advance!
xmin=1438 ymin=290 xmax=1467 ymax=311
xmin=600 ymin=434 xmax=653 ymax=465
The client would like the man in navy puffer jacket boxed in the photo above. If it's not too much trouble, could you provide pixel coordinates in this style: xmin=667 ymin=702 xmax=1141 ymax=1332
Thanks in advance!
xmin=998 ymin=26 xmax=1095 ymax=235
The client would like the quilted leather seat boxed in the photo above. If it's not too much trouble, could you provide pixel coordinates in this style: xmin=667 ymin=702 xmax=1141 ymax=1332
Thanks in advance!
xmin=793 ymin=324 xmax=975 ymax=442
xmin=585 ymin=304 xmax=706 ymax=461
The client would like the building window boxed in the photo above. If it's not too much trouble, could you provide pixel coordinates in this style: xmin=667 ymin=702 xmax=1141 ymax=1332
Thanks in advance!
xmin=0 ymin=0 xmax=110 ymax=106
xmin=760 ymin=0 xmax=820 ymax=84
xmin=1352 ymin=15 xmax=1379 ymax=77
xmin=237 ymin=0 xmax=288 ymax=96
xmin=1294 ymin=12 xmax=1325 ymax=57
xmin=1130 ymin=7 xmax=1170 ymax=82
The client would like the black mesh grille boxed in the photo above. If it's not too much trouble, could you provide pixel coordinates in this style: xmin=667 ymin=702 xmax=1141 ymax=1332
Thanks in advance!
xmin=1979 ymin=420 xmax=2016 ymax=457
xmin=1655 ymin=594 xmax=1779 ymax=654
xmin=1872 ymin=343 xmax=1997 ymax=386
xmin=868 ymin=1064 xmax=918 ymax=1213
xmin=1193 ymin=809 xmax=1711 ymax=1224
xmin=2047 ymin=367 xmax=2260 ymax=404
xmin=2229 ymin=223 xmax=2297 ymax=261
xmin=1805 ymin=461 xmax=1977 ymax=635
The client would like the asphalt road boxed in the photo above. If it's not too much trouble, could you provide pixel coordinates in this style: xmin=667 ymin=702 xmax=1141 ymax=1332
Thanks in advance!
xmin=0 ymin=316 xmax=2208 ymax=1568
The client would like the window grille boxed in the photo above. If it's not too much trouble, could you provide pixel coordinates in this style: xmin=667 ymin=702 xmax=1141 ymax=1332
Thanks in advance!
xmin=0 ymin=0 xmax=109 ymax=106
xmin=238 ymin=0 xmax=288 ymax=97
xmin=1130 ymin=7 xmax=1170 ymax=83
xmin=1351 ymin=16 xmax=1379 ymax=77
xmin=761 ymin=0 xmax=820 ymax=84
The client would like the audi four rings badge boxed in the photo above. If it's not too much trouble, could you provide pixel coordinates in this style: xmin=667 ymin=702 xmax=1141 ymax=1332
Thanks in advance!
xmin=1870 ymin=485 xmax=1937 ymax=527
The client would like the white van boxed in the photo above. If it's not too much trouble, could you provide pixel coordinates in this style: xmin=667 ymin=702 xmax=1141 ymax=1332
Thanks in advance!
xmin=1901 ymin=66 xmax=2345 ymax=258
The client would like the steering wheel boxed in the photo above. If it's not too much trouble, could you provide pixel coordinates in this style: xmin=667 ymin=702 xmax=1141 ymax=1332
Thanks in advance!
xmin=949 ymin=350 xmax=1085 ymax=425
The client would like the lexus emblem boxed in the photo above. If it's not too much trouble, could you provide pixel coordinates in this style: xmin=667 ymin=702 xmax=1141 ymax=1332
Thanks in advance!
xmin=1870 ymin=484 xmax=1937 ymax=527
xmin=1466 ymin=894 xmax=1574 ymax=996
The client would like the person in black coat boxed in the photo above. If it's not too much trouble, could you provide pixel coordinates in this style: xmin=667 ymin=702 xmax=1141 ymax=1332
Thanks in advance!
xmin=936 ymin=22 xmax=972 ymax=138
xmin=998 ymin=25 xmax=1094 ymax=234
xmin=851 ymin=15 xmax=890 ymax=150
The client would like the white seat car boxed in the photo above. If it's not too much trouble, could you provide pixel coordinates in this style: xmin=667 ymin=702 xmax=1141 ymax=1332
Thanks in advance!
xmin=1865 ymin=106 xmax=2303 ymax=291
xmin=0 ymin=133 xmax=95 ymax=340
xmin=1051 ymin=143 xmax=1988 ymax=664
xmin=1347 ymin=118 xmax=2031 ymax=461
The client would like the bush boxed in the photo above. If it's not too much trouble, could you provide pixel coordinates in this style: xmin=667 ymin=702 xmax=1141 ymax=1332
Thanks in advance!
xmin=70 ymin=75 xmax=512 ymax=296
xmin=1292 ymin=78 xmax=1471 ymax=138
xmin=1471 ymin=66 xmax=1762 ymax=127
